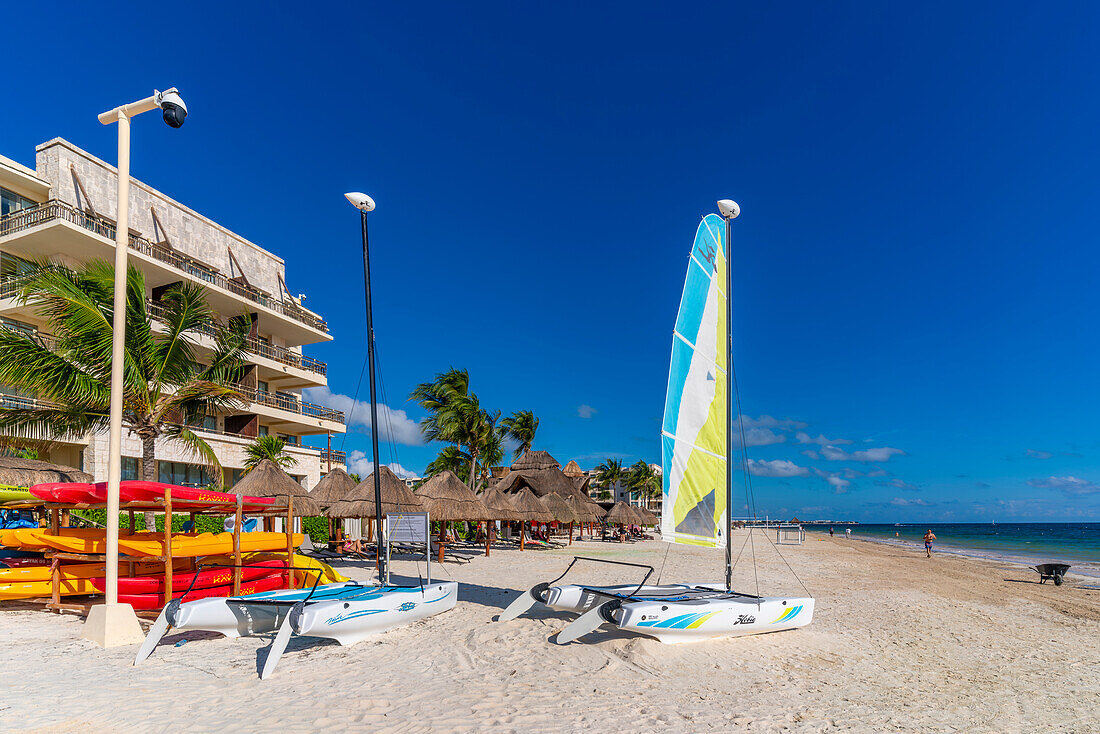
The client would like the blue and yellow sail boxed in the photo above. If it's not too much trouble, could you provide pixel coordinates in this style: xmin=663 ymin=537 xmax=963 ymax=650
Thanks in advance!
xmin=661 ymin=214 xmax=727 ymax=548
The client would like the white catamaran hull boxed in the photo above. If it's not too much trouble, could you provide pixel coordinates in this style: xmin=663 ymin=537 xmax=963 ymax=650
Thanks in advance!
xmin=290 ymin=582 xmax=457 ymax=646
xmin=610 ymin=594 xmax=814 ymax=643
xmin=169 ymin=582 xmax=368 ymax=638
xmin=543 ymin=582 xmax=725 ymax=615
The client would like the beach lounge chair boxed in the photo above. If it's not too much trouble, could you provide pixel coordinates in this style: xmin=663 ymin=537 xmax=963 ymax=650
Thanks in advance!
xmin=299 ymin=535 xmax=344 ymax=561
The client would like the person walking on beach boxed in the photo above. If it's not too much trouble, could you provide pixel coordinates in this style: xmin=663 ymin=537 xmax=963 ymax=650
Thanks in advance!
xmin=845 ymin=527 xmax=851 ymax=539
xmin=829 ymin=527 xmax=834 ymax=537
xmin=924 ymin=529 xmax=937 ymax=558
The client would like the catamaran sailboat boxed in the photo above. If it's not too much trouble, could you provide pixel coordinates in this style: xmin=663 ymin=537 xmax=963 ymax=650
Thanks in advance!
xmin=500 ymin=201 xmax=814 ymax=644
xmin=134 ymin=192 xmax=457 ymax=677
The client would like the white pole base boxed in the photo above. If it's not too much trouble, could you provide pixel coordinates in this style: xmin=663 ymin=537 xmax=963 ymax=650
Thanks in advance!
xmin=82 ymin=603 xmax=146 ymax=648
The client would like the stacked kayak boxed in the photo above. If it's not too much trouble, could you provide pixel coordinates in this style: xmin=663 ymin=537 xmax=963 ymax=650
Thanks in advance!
xmin=1 ymin=528 xmax=303 ymax=557
xmin=0 ymin=486 xmax=33 ymax=503
xmin=28 ymin=480 xmax=276 ymax=511
xmin=0 ymin=560 xmax=187 ymax=600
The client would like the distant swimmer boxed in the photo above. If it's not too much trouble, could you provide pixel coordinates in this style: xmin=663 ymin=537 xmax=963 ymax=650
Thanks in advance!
xmin=924 ymin=529 xmax=937 ymax=558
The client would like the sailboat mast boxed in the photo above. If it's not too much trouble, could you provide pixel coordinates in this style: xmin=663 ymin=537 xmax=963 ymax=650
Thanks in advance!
xmin=361 ymin=208 xmax=386 ymax=579
xmin=723 ymin=210 xmax=734 ymax=591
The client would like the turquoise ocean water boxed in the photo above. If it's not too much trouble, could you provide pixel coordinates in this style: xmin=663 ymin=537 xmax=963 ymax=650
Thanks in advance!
xmin=804 ymin=523 xmax=1100 ymax=576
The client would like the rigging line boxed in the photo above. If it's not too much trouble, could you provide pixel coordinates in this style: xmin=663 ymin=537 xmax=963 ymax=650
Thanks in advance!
xmin=729 ymin=350 xmax=760 ymax=602
xmin=339 ymin=351 xmax=370 ymax=452
xmin=655 ymin=541 xmax=672 ymax=585
xmin=755 ymin=525 xmax=814 ymax=597
xmin=729 ymin=528 xmax=752 ymax=572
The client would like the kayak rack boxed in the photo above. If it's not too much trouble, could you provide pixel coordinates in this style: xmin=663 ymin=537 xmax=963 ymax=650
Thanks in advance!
xmin=5 ymin=487 xmax=303 ymax=614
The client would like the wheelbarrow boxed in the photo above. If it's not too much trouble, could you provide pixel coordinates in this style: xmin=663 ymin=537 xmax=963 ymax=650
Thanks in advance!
xmin=1034 ymin=563 xmax=1071 ymax=585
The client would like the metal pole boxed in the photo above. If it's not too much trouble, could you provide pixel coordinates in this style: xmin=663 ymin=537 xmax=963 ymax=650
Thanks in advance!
xmin=361 ymin=210 xmax=385 ymax=578
xmin=104 ymin=110 xmax=131 ymax=606
xmin=724 ymin=213 xmax=733 ymax=591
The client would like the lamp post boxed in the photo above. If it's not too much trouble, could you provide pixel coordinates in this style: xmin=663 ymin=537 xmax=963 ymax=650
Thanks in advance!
xmin=83 ymin=89 xmax=188 ymax=648
xmin=344 ymin=192 xmax=385 ymax=580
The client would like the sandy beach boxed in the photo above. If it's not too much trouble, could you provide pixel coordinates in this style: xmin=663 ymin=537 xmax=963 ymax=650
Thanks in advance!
xmin=2 ymin=531 xmax=1098 ymax=733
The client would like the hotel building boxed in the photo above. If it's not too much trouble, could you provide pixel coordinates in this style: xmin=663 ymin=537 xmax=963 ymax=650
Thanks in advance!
xmin=0 ymin=138 xmax=346 ymax=489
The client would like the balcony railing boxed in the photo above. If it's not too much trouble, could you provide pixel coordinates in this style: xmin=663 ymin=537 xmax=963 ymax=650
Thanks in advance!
xmin=145 ymin=299 xmax=326 ymax=377
xmin=320 ymin=448 xmax=347 ymax=467
xmin=0 ymin=199 xmax=328 ymax=333
xmin=230 ymin=382 xmax=344 ymax=424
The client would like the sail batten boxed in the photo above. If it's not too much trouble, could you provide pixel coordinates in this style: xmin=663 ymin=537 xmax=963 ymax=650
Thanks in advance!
xmin=662 ymin=214 xmax=728 ymax=549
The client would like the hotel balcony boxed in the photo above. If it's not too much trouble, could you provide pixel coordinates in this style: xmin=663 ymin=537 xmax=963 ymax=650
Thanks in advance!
xmin=227 ymin=381 xmax=345 ymax=435
xmin=0 ymin=199 xmax=329 ymax=347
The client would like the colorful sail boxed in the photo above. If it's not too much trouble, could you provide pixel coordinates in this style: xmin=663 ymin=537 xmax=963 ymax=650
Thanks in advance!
xmin=661 ymin=214 xmax=727 ymax=548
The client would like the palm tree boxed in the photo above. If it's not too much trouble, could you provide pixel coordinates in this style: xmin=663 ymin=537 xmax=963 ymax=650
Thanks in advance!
xmin=425 ymin=445 xmax=469 ymax=482
xmin=244 ymin=435 xmax=295 ymax=472
xmin=0 ymin=260 xmax=247 ymax=489
xmin=410 ymin=367 xmax=470 ymax=445
xmin=474 ymin=415 xmax=505 ymax=488
xmin=500 ymin=410 xmax=538 ymax=460
xmin=594 ymin=458 xmax=625 ymax=501
xmin=627 ymin=460 xmax=661 ymax=509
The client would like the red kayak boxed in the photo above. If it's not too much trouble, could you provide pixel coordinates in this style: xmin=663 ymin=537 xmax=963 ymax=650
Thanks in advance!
xmin=90 ymin=559 xmax=288 ymax=594
xmin=29 ymin=483 xmax=99 ymax=504
xmin=118 ymin=572 xmax=287 ymax=610
xmin=90 ymin=481 xmax=276 ymax=510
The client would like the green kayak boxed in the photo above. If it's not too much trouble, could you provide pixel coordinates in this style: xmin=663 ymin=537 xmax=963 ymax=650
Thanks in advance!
xmin=0 ymin=486 xmax=32 ymax=503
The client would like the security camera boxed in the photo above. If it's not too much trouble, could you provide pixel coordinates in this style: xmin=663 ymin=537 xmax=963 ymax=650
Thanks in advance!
xmin=344 ymin=192 xmax=376 ymax=212
xmin=717 ymin=199 xmax=740 ymax=219
xmin=156 ymin=88 xmax=187 ymax=128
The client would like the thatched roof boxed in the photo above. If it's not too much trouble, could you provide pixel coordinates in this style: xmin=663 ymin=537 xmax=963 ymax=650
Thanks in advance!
xmin=508 ymin=487 xmax=554 ymax=523
xmin=492 ymin=468 xmax=591 ymax=505
xmin=0 ymin=456 xmax=92 ymax=486
xmin=571 ymin=475 xmax=591 ymax=494
xmin=605 ymin=501 xmax=642 ymax=524
xmin=636 ymin=507 xmax=659 ymax=525
xmin=564 ymin=495 xmax=600 ymax=522
xmin=540 ymin=492 xmax=577 ymax=523
xmin=414 ymin=470 xmax=487 ymax=521
xmin=309 ymin=467 xmax=357 ymax=507
xmin=510 ymin=450 xmax=560 ymax=471
xmin=325 ymin=466 xmax=423 ymax=519
xmin=231 ymin=459 xmax=321 ymax=515
xmin=481 ymin=486 xmax=521 ymax=521
xmin=561 ymin=460 xmax=584 ymax=478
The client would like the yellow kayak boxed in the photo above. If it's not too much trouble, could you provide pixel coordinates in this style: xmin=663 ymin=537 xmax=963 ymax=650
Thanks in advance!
xmin=0 ymin=577 xmax=98 ymax=599
xmin=0 ymin=486 xmax=32 ymax=503
xmin=204 ymin=552 xmax=350 ymax=587
xmin=5 ymin=529 xmax=304 ymax=557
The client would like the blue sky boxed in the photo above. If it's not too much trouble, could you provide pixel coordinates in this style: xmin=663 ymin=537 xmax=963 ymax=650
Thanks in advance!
xmin=4 ymin=2 xmax=1100 ymax=521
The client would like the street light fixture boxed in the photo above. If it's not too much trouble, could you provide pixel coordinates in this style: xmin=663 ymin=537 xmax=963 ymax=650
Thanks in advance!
xmin=344 ymin=191 xmax=385 ymax=579
xmin=83 ymin=88 xmax=188 ymax=648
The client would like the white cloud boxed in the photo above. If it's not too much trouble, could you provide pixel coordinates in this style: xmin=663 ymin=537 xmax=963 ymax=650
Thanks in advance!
xmin=346 ymin=450 xmax=419 ymax=480
xmin=303 ymin=387 xmax=424 ymax=446
xmin=889 ymin=497 xmax=932 ymax=507
xmin=800 ymin=449 xmax=820 ymax=460
xmin=577 ymin=404 xmax=597 ymax=419
xmin=735 ymin=428 xmax=787 ymax=447
xmin=746 ymin=459 xmax=809 ymax=478
xmin=1027 ymin=476 xmax=1100 ymax=496
xmin=796 ymin=432 xmax=853 ymax=446
xmin=1026 ymin=449 xmax=1053 ymax=459
xmin=821 ymin=445 xmax=905 ymax=463
xmin=826 ymin=476 xmax=851 ymax=494
xmin=739 ymin=415 xmax=808 ymax=431
xmin=876 ymin=478 xmax=919 ymax=491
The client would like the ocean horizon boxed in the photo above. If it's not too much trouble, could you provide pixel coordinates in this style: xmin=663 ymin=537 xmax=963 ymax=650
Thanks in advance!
xmin=804 ymin=523 xmax=1100 ymax=576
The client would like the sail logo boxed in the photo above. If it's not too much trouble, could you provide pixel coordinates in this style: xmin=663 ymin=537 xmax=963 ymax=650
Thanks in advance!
xmin=398 ymin=601 xmax=416 ymax=612
xmin=732 ymin=614 xmax=756 ymax=625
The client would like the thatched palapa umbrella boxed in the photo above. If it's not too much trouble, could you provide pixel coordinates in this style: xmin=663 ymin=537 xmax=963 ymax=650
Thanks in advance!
xmin=540 ymin=491 xmax=577 ymax=545
xmin=232 ymin=458 xmax=321 ymax=516
xmin=508 ymin=487 xmax=553 ymax=551
xmin=309 ymin=467 xmax=358 ymax=541
xmin=325 ymin=466 xmax=423 ymax=535
xmin=0 ymin=456 xmax=92 ymax=486
xmin=415 ymin=470 xmax=489 ymax=559
xmin=605 ymin=501 xmax=640 ymax=525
